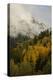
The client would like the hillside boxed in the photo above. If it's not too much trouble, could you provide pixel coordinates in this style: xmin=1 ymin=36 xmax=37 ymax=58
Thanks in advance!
xmin=9 ymin=29 xmax=51 ymax=76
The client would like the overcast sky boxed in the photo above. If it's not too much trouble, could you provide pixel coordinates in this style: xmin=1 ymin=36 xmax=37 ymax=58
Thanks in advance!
xmin=23 ymin=4 xmax=51 ymax=26
xmin=10 ymin=4 xmax=51 ymax=37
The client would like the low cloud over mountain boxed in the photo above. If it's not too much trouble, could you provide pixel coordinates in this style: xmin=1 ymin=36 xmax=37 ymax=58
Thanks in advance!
xmin=10 ymin=4 xmax=50 ymax=38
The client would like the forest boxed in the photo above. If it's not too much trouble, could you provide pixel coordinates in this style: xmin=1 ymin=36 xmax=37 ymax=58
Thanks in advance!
xmin=9 ymin=29 xmax=51 ymax=76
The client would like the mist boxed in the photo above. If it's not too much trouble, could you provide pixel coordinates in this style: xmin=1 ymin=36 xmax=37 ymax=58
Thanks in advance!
xmin=10 ymin=4 xmax=51 ymax=38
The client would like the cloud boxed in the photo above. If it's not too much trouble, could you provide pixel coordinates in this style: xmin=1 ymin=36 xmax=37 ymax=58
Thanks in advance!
xmin=10 ymin=4 xmax=50 ymax=38
xmin=10 ymin=4 xmax=32 ymax=37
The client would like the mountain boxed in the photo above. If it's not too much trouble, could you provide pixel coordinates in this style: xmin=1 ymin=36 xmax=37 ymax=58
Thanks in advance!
xmin=10 ymin=16 xmax=49 ymax=38
xmin=10 ymin=4 xmax=50 ymax=38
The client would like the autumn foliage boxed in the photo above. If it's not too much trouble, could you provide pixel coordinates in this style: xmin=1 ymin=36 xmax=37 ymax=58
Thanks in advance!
xmin=9 ymin=29 xmax=51 ymax=76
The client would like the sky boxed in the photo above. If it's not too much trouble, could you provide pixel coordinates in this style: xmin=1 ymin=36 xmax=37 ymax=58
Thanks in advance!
xmin=10 ymin=4 xmax=51 ymax=38
xmin=23 ymin=4 xmax=51 ymax=26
